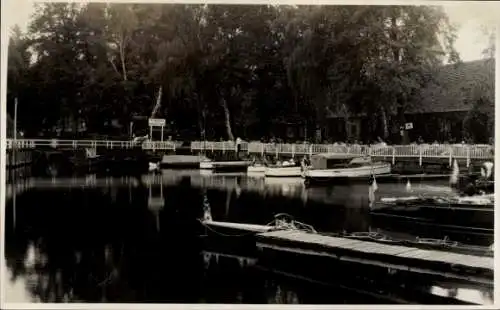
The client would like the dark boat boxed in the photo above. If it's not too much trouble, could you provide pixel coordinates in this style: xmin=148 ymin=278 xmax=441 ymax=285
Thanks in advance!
xmin=369 ymin=195 xmax=494 ymax=233
xmin=200 ymin=159 xmax=251 ymax=173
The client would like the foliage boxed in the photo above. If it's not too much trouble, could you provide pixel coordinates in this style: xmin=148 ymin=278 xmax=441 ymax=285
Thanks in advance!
xmin=7 ymin=3 xmax=476 ymax=141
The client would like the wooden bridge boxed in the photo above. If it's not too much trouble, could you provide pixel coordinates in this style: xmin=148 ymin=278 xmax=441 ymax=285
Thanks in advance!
xmin=6 ymin=138 xmax=494 ymax=165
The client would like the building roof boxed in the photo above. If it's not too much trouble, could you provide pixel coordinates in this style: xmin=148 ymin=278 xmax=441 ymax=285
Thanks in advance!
xmin=407 ymin=58 xmax=495 ymax=114
xmin=325 ymin=59 xmax=495 ymax=118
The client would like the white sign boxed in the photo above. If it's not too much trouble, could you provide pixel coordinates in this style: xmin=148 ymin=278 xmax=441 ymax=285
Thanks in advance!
xmin=148 ymin=118 xmax=166 ymax=127
xmin=405 ymin=122 xmax=413 ymax=130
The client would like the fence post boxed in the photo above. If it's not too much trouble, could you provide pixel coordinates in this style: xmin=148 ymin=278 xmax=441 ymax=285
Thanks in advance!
xmin=419 ymin=146 xmax=422 ymax=167
xmin=309 ymin=145 xmax=313 ymax=157
xmin=261 ymin=143 xmax=264 ymax=156
xmin=222 ymin=142 xmax=225 ymax=154
xmin=292 ymin=144 xmax=295 ymax=158
xmin=392 ymin=147 xmax=396 ymax=165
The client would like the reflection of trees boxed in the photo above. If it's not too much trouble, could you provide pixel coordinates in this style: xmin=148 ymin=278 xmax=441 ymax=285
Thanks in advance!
xmin=3 ymin=186 xmax=146 ymax=302
xmin=5 ymin=228 xmax=127 ymax=302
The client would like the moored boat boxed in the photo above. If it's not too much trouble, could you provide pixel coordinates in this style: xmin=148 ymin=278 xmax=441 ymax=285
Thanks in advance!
xmin=199 ymin=159 xmax=251 ymax=172
xmin=264 ymin=166 xmax=303 ymax=177
xmin=304 ymin=154 xmax=391 ymax=186
xmin=369 ymin=194 xmax=494 ymax=233
xmin=247 ymin=164 xmax=267 ymax=174
xmin=263 ymin=159 xmax=305 ymax=177
xmin=160 ymin=155 xmax=210 ymax=169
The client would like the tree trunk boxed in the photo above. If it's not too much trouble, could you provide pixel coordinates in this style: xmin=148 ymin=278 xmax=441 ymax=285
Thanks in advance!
xmin=221 ymin=98 xmax=234 ymax=141
xmin=380 ymin=106 xmax=389 ymax=139
xmin=196 ymin=92 xmax=205 ymax=139
xmin=151 ymin=86 xmax=163 ymax=118
xmin=119 ymin=35 xmax=127 ymax=81
xmin=342 ymin=104 xmax=350 ymax=142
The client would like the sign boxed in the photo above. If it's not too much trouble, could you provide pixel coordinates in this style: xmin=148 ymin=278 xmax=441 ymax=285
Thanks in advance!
xmin=405 ymin=122 xmax=413 ymax=130
xmin=148 ymin=118 xmax=166 ymax=127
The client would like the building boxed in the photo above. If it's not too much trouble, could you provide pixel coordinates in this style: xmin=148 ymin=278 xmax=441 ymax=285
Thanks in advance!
xmin=323 ymin=58 xmax=495 ymax=144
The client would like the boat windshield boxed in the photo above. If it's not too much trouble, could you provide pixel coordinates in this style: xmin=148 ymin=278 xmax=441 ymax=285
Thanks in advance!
xmin=310 ymin=154 xmax=372 ymax=169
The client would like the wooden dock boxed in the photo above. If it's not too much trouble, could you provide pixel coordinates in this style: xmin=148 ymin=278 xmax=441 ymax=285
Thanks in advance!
xmin=255 ymin=230 xmax=493 ymax=285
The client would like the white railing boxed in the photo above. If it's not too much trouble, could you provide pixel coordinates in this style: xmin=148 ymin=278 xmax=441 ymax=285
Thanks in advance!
xmin=142 ymin=141 xmax=180 ymax=151
xmin=5 ymin=139 xmax=495 ymax=161
xmin=6 ymin=139 xmax=136 ymax=149
xmin=190 ymin=141 xmax=494 ymax=161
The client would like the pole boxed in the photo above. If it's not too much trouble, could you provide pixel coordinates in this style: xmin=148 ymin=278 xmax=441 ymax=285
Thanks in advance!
xmin=14 ymin=97 xmax=18 ymax=136
xmin=13 ymin=97 xmax=18 ymax=229
xmin=13 ymin=98 xmax=18 ymax=171
xmin=161 ymin=126 xmax=164 ymax=142
xmin=129 ymin=121 xmax=133 ymax=139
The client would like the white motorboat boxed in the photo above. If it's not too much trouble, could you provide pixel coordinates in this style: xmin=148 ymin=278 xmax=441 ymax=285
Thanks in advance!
xmin=304 ymin=154 xmax=391 ymax=185
xmin=265 ymin=166 xmax=303 ymax=178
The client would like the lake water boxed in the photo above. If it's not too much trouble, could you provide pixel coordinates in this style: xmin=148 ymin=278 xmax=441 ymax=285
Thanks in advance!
xmin=2 ymin=170 xmax=494 ymax=304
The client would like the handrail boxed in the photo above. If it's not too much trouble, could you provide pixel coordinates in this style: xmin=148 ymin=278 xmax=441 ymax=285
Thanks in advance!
xmin=4 ymin=138 xmax=495 ymax=160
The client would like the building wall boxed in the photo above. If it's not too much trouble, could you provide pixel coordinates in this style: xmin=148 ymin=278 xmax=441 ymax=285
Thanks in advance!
xmin=322 ymin=111 xmax=470 ymax=144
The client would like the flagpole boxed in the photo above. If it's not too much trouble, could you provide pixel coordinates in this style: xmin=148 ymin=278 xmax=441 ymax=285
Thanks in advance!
xmin=13 ymin=97 xmax=18 ymax=229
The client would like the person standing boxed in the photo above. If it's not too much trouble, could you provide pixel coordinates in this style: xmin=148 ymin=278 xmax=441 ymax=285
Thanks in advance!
xmin=235 ymin=137 xmax=242 ymax=159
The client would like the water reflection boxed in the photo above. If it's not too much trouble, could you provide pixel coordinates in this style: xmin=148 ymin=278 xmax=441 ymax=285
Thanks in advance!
xmin=3 ymin=172 xmax=494 ymax=304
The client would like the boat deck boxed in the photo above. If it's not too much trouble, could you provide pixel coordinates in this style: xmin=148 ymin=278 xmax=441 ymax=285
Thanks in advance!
xmin=206 ymin=161 xmax=251 ymax=167
xmin=255 ymin=230 xmax=493 ymax=285
xmin=204 ymin=220 xmax=274 ymax=233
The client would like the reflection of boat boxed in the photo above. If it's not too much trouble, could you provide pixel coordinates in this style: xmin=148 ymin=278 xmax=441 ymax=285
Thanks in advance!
xmin=370 ymin=194 xmax=494 ymax=233
xmin=304 ymin=154 xmax=391 ymax=185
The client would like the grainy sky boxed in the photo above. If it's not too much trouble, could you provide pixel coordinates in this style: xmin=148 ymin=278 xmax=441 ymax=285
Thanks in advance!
xmin=3 ymin=0 xmax=499 ymax=62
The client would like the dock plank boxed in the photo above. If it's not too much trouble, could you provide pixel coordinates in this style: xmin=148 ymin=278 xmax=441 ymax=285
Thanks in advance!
xmin=324 ymin=238 xmax=363 ymax=248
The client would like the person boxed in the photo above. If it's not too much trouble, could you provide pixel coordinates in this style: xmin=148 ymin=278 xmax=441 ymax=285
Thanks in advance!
xmin=481 ymin=161 xmax=494 ymax=180
xmin=235 ymin=137 xmax=242 ymax=159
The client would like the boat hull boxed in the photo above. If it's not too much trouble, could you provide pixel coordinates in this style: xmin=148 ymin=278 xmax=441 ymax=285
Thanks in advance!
xmin=304 ymin=163 xmax=391 ymax=185
xmin=370 ymin=202 xmax=494 ymax=233
xmin=200 ymin=161 xmax=250 ymax=172
xmin=160 ymin=155 xmax=208 ymax=169
xmin=247 ymin=166 xmax=267 ymax=173
xmin=265 ymin=166 xmax=303 ymax=178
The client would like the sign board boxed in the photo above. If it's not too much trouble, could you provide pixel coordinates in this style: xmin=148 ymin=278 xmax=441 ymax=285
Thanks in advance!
xmin=148 ymin=118 xmax=166 ymax=127
xmin=405 ymin=122 xmax=413 ymax=130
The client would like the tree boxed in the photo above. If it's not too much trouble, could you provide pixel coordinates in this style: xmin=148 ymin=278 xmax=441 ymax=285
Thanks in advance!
xmin=7 ymin=3 xmax=463 ymax=142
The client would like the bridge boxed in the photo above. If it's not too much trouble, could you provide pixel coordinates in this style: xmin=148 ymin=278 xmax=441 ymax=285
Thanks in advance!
xmin=6 ymin=138 xmax=494 ymax=166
